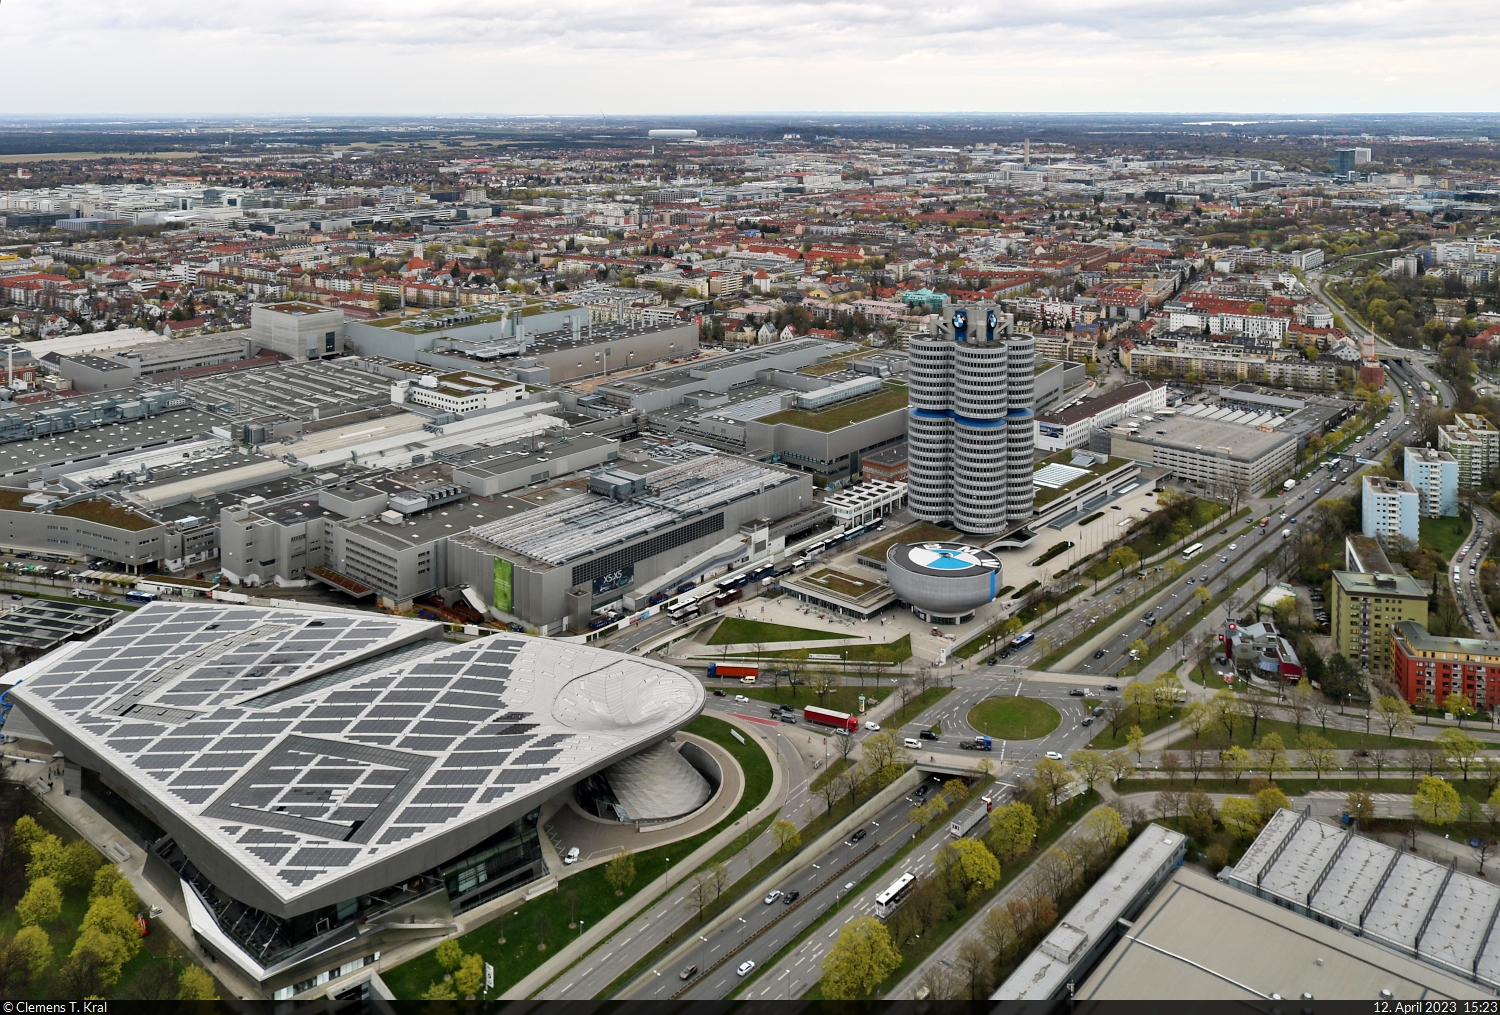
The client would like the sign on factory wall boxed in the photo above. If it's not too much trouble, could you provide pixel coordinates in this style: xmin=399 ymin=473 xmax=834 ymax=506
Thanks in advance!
xmin=593 ymin=565 xmax=634 ymax=597
xmin=493 ymin=557 xmax=513 ymax=613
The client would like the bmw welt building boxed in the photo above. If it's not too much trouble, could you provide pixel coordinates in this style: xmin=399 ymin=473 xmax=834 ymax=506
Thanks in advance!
xmin=7 ymin=602 xmax=706 ymax=997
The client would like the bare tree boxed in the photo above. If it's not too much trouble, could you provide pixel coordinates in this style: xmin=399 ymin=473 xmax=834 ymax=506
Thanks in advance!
xmin=1183 ymin=746 xmax=1210 ymax=784
xmin=1310 ymin=695 xmax=1335 ymax=731
xmin=1243 ymin=694 xmax=1272 ymax=740
xmin=954 ymin=938 xmax=996 ymax=1000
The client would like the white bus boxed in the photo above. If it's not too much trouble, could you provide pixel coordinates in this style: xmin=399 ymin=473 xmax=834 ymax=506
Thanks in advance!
xmin=1181 ymin=542 xmax=1204 ymax=559
xmin=874 ymin=871 xmax=918 ymax=920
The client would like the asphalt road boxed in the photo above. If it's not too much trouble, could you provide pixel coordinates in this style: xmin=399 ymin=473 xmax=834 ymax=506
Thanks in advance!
xmin=626 ymin=779 xmax=935 ymax=1001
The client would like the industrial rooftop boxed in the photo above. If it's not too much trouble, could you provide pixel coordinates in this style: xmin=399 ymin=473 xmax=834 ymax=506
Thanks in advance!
xmin=7 ymin=602 xmax=705 ymax=912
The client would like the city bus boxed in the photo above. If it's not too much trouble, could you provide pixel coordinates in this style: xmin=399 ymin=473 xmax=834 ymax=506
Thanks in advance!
xmin=124 ymin=590 xmax=156 ymax=604
xmin=1009 ymin=631 xmax=1036 ymax=650
xmin=1181 ymin=542 xmax=1204 ymax=559
xmin=874 ymin=871 xmax=918 ymax=920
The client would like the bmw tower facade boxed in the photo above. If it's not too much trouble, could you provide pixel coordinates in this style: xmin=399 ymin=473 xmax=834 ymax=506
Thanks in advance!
xmin=907 ymin=303 xmax=1035 ymax=535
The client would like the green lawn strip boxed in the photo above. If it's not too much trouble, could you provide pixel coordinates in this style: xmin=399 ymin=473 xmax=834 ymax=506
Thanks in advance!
xmin=722 ymin=633 xmax=913 ymax=665
xmin=857 ymin=523 xmax=959 ymax=562
xmin=794 ymin=790 xmax=1101 ymax=1001
xmin=733 ymin=777 xmax=1003 ymax=999
xmin=384 ymin=714 xmax=771 ymax=1000
xmin=594 ymin=763 xmax=927 ymax=1000
xmin=1165 ymin=714 xmax=1500 ymax=752
xmin=1035 ymin=512 xmax=1249 ymax=670
xmin=1114 ymin=776 xmax=1496 ymax=800
xmin=809 ymin=758 xmax=852 ymax=794
xmin=966 ymin=696 xmax=1061 ymax=740
xmin=1088 ymin=706 xmax=1182 ymax=749
xmin=722 ymin=685 xmax=891 ymax=717
xmin=1420 ymin=515 xmax=1472 ymax=559
xmin=708 ymin=618 xmax=850 ymax=646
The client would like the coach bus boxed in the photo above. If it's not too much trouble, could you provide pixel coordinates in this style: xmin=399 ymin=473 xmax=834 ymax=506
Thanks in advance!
xmin=874 ymin=871 xmax=918 ymax=919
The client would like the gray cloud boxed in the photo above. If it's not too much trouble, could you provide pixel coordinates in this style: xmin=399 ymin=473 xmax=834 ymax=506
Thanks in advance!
xmin=4 ymin=0 xmax=1496 ymax=113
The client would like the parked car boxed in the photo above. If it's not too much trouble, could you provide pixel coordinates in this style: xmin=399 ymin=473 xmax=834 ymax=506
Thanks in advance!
xmin=1081 ymin=717 xmax=1094 ymax=727
xmin=564 ymin=847 xmax=580 ymax=865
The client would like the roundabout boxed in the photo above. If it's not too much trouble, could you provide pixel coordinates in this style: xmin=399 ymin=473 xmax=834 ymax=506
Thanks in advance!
xmin=966 ymin=696 xmax=1061 ymax=740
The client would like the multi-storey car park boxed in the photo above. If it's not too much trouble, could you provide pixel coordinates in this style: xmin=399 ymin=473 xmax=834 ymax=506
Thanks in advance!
xmin=5 ymin=602 xmax=709 ymax=999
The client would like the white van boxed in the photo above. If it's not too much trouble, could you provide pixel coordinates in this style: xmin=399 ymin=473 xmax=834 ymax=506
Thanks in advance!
xmin=903 ymin=738 xmax=921 ymax=749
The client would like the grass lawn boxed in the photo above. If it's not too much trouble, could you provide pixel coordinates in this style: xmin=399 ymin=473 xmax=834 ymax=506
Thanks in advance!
xmin=381 ymin=713 xmax=772 ymax=1000
xmin=1088 ymin=706 xmax=1182 ymax=749
xmin=1115 ymin=776 xmax=1497 ymax=800
xmin=856 ymin=523 xmax=958 ymax=562
xmin=707 ymin=617 xmax=849 ymax=645
xmin=1420 ymin=514 xmax=1472 ymax=559
xmin=756 ymin=383 xmax=908 ymax=432
xmin=727 ymin=633 xmax=913 ymax=665
xmin=966 ymin=696 xmax=1061 ymax=740
xmin=1164 ymin=714 xmax=1499 ymax=752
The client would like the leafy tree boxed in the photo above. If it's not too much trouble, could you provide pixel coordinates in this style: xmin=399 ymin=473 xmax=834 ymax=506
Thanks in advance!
xmin=1210 ymin=688 xmax=1240 ymax=738
xmin=24 ymin=834 xmax=65 ymax=885
xmin=435 ymin=939 xmax=463 ymax=973
xmin=1222 ymin=745 xmax=1253 ymax=785
xmin=0 ymin=925 xmax=50 ymax=997
xmin=1413 ymin=775 xmax=1462 ymax=825
xmin=1253 ymin=732 xmax=1290 ymax=782
xmin=56 ymin=942 xmax=118 ymax=999
xmin=17 ymin=877 xmax=62 ymax=927
xmin=1297 ymin=732 xmax=1337 ymax=786
xmin=8 ymin=814 xmax=46 ymax=858
xmin=1374 ymin=695 xmax=1415 ymax=740
xmin=1105 ymin=750 xmax=1132 ymax=783
xmin=178 ymin=964 xmax=218 ymax=1001
xmin=1220 ymin=796 xmax=1265 ymax=839
xmin=983 ymin=802 xmax=1038 ymax=864
xmin=455 ymin=952 xmax=485 ymax=997
xmin=1123 ymin=682 xmax=1157 ymax=723
xmin=1126 ymin=726 xmax=1147 ymax=764
xmin=822 ymin=915 xmax=902 ymax=999
xmin=605 ymin=847 xmax=637 ymax=895
xmin=1436 ymin=728 xmax=1485 ymax=781
xmin=81 ymin=894 xmax=141 ymax=967
xmin=1032 ymin=757 xmax=1075 ymax=809
xmin=1346 ymin=789 xmax=1376 ymax=824
xmin=1069 ymin=749 xmax=1109 ymax=791
xmin=1445 ymin=692 xmax=1476 ymax=726
xmin=936 ymin=838 xmax=1001 ymax=903
xmin=1255 ymin=786 xmax=1291 ymax=821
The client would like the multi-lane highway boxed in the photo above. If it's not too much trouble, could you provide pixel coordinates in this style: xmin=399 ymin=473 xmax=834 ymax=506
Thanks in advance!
xmin=621 ymin=775 xmax=943 ymax=1000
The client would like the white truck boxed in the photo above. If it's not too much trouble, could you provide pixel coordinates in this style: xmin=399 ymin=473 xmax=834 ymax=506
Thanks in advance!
xmin=1282 ymin=528 xmax=1292 ymax=539
xmin=949 ymin=797 xmax=993 ymax=838
xmin=1282 ymin=478 xmax=1296 ymax=491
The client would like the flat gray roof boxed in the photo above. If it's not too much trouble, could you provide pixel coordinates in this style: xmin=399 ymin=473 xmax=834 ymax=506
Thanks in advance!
xmin=1111 ymin=414 xmax=1295 ymax=462
xmin=1227 ymin=809 xmax=1500 ymax=988
xmin=1079 ymin=868 xmax=1488 ymax=1000
xmin=0 ymin=410 xmax=223 ymax=479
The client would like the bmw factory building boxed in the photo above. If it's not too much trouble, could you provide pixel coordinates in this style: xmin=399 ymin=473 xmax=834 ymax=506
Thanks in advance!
xmin=5 ymin=602 xmax=712 ymax=998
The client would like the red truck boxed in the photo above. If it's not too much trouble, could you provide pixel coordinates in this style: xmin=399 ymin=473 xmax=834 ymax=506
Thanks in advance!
xmin=804 ymin=705 xmax=859 ymax=731
xmin=707 ymin=663 xmax=758 ymax=682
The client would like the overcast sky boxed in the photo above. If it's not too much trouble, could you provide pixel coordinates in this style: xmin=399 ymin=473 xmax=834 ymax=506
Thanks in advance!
xmin=7 ymin=0 xmax=1497 ymax=115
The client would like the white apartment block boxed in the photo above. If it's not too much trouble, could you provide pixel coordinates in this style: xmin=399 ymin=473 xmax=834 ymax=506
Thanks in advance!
xmin=1362 ymin=475 xmax=1419 ymax=546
